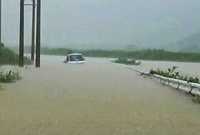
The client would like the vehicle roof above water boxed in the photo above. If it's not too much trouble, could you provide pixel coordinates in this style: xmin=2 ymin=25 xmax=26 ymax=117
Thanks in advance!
xmin=67 ymin=53 xmax=83 ymax=56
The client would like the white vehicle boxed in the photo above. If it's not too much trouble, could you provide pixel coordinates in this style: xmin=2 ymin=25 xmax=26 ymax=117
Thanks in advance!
xmin=64 ymin=53 xmax=86 ymax=64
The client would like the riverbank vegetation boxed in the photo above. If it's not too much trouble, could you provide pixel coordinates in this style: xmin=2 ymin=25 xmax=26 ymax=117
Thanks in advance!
xmin=150 ymin=66 xmax=200 ymax=84
xmin=0 ymin=44 xmax=29 ymax=84
xmin=40 ymin=48 xmax=200 ymax=62
xmin=0 ymin=45 xmax=31 ymax=65
xmin=0 ymin=68 xmax=21 ymax=83
xmin=0 ymin=67 xmax=21 ymax=91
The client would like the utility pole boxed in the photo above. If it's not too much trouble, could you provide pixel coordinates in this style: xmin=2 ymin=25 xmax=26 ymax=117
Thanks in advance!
xmin=19 ymin=0 xmax=25 ymax=67
xmin=35 ymin=0 xmax=41 ymax=67
xmin=31 ymin=0 xmax=36 ymax=61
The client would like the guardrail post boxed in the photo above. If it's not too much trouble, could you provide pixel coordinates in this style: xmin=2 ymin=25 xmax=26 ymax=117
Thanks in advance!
xmin=177 ymin=83 xmax=180 ymax=89
xmin=189 ymin=85 xmax=193 ymax=94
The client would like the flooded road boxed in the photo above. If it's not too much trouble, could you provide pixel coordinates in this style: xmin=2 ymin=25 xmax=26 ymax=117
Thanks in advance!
xmin=0 ymin=55 xmax=200 ymax=135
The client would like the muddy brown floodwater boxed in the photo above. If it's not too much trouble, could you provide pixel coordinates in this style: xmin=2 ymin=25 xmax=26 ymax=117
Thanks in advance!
xmin=0 ymin=55 xmax=200 ymax=135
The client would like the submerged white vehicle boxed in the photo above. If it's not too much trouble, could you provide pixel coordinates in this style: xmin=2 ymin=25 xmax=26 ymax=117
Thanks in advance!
xmin=64 ymin=53 xmax=86 ymax=64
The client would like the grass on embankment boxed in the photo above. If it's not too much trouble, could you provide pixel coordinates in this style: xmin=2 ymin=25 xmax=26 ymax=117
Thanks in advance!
xmin=0 ymin=68 xmax=21 ymax=90
xmin=41 ymin=48 xmax=200 ymax=62
xmin=0 ymin=44 xmax=30 ymax=84
xmin=150 ymin=66 xmax=200 ymax=84
xmin=0 ymin=46 xmax=31 ymax=65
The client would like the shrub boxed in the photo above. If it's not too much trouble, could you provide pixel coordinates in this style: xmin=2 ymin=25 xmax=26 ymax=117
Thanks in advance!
xmin=0 ymin=68 xmax=21 ymax=83
xmin=114 ymin=57 xmax=141 ymax=65
xmin=0 ymin=42 xmax=4 ymax=48
xmin=150 ymin=67 xmax=200 ymax=84
xmin=0 ymin=46 xmax=31 ymax=65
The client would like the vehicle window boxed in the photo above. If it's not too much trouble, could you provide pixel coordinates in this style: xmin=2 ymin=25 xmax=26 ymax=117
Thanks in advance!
xmin=70 ymin=55 xmax=84 ymax=61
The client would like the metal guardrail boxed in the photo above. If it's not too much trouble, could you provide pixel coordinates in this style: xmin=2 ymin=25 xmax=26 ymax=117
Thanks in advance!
xmin=127 ymin=67 xmax=200 ymax=96
xmin=153 ymin=74 xmax=200 ymax=96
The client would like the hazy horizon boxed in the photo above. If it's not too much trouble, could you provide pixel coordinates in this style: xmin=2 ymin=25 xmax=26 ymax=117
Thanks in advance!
xmin=2 ymin=0 xmax=200 ymax=49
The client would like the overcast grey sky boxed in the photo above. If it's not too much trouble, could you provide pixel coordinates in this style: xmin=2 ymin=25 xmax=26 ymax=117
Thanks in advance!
xmin=2 ymin=0 xmax=200 ymax=49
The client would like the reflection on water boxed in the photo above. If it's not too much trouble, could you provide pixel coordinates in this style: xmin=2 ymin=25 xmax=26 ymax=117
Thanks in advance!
xmin=0 ymin=56 xmax=200 ymax=135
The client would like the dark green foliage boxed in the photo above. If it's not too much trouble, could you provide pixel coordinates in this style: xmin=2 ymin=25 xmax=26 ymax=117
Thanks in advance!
xmin=188 ymin=77 xmax=199 ymax=84
xmin=81 ymin=49 xmax=200 ymax=62
xmin=114 ymin=57 xmax=141 ymax=65
xmin=150 ymin=67 xmax=200 ymax=84
xmin=0 ymin=42 xmax=4 ymax=48
xmin=0 ymin=46 xmax=31 ymax=65
xmin=0 ymin=47 xmax=18 ymax=65
xmin=41 ymin=48 xmax=200 ymax=62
